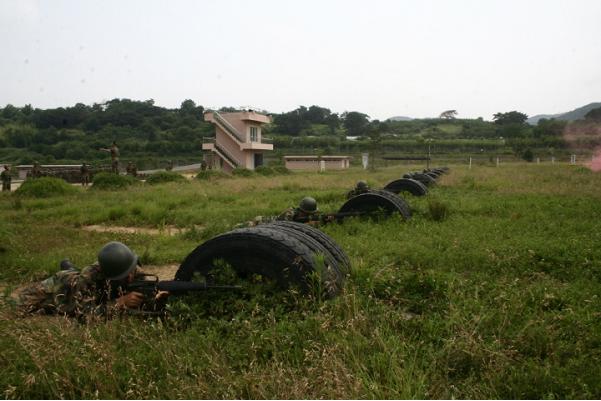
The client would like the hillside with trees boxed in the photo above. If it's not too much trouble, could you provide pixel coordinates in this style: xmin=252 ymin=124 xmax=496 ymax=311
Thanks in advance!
xmin=1 ymin=100 xmax=596 ymax=168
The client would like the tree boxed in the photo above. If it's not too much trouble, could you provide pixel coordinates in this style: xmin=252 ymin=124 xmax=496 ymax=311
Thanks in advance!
xmin=493 ymin=111 xmax=528 ymax=125
xmin=439 ymin=110 xmax=457 ymax=119
xmin=324 ymin=113 xmax=341 ymax=135
xmin=342 ymin=111 xmax=370 ymax=136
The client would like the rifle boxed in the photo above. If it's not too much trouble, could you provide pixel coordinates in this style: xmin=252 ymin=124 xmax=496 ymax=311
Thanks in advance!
xmin=59 ymin=260 xmax=241 ymax=315
xmin=292 ymin=210 xmax=368 ymax=224
xmin=128 ymin=274 xmax=242 ymax=315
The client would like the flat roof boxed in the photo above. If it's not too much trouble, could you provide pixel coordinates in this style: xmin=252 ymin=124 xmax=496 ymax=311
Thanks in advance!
xmin=283 ymin=155 xmax=351 ymax=160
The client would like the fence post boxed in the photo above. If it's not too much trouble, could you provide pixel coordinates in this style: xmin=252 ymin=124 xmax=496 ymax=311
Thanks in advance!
xmin=551 ymin=156 xmax=555 ymax=164
xmin=469 ymin=157 xmax=472 ymax=169
xmin=496 ymin=157 xmax=500 ymax=167
xmin=536 ymin=157 xmax=540 ymax=164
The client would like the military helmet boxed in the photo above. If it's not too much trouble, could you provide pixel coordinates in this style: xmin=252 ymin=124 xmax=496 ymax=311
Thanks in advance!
xmin=356 ymin=180 xmax=369 ymax=190
xmin=299 ymin=197 xmax=318 ymax=213
xmin=97 ymin=241 xmax=138 ymax=280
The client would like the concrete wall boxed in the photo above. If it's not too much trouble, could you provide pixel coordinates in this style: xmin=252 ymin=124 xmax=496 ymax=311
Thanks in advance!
xmin=284 ymin=157 xmax=351 ymax=170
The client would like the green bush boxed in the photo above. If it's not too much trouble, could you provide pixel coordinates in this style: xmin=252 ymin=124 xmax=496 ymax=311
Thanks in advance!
xmin=428 ymin=199 xmax=449 ymax=221
xmin=254 ymin=166 xmax=275 ymax=176
xmin=272 ymin=166 xmax=291 ymax=175
xmin=232 ymin=168 xmax=254 ymax=177
xmin=92 ymin=172 xmax=137 ymax=190
xmin=145 ymin=171 xmax=186 ymax=185
xmin=196 ymin=170 xmax=230 ymax=180
xmin=14 ymin=177 xmax=78 ymax=198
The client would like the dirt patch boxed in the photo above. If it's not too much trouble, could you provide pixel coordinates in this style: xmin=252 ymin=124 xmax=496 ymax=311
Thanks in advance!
xmin=81 ymin=225 xmax=199 ymax=236
xmin=140 ymin=264 xmax=179 ymax=280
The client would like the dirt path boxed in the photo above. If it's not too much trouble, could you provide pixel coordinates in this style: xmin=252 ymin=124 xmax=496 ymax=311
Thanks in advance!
xmin=81 ymin=225 xmax=200 ymax=236
xmin=140 ymin=264 xmax=179 ymax=280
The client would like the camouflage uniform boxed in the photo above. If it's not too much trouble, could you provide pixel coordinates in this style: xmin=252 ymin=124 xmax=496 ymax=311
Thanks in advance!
xmin=31 ymin=162 xmax=42 ymax=178
xmin=101 ymin=143 xmax=120 ymax=174
xmin=10 ymin=264 xmax=144 ymax=318
xmin=1 ymin=166 xmax=11 ymax=191
xmin=345 ymin=188 xmax=370 ymax=199
xmin=276 ymin=207 xmax=328 ymax=226
xmin=80 ymin=163 xmax=90 ymax=186
xmin=126 ymin=162 xmax=137 ymax=177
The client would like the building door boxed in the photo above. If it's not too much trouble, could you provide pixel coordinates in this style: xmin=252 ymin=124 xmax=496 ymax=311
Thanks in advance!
xmin=254 ymin=153 xmax=264 ymax=168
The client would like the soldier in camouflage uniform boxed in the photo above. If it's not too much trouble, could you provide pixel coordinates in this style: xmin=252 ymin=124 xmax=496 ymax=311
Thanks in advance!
xmin=1 ymin=165 xmax=11 ymax=191
xmin=31 ymin=161 xmax=42 ymax=178
xmin=235 ymin=197 xmax=324 ymax=228
xmin=10 ymin=242 xmax=156 ymax=318
xmin=100 ymin=141 xmax=120 ymax=174
xmin=126 ymin=161 xmax=137 ymax=177
xmin=346 ymin=180 xmax=370 ymax=199
xmin=80 ymin=162 xmax=90 ymax=186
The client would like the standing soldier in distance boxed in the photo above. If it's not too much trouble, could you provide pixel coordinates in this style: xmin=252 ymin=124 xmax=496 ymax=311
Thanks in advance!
xmin=1 ymin=165 xmax=11 ymax=192
xmin=100 ymin=141 xmax=120 ymax=174
xmin=126 ymin=161 xmax=137 ymax=177
xmin=80 ymin=162 xmax=90 ymax=186
xmin=31 ymin=161 xmax=42 ymax=178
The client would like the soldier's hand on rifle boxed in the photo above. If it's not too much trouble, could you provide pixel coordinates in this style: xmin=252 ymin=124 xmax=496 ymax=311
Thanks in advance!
xmin=115 ymin=291 xmax=144 ymax=309
xmin=155 ymin=290 xmax=170 ymax=301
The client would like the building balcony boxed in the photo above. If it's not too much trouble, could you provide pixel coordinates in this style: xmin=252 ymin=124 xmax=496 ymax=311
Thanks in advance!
xmin=240 ymin=142 xmax=274 ymax=150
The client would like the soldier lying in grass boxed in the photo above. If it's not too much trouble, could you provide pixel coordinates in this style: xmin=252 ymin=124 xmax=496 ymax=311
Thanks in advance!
xmin=236 ymin=196 xmax=333 ymax=228
xmin=10 ymin=241 xmax=167 ymax=318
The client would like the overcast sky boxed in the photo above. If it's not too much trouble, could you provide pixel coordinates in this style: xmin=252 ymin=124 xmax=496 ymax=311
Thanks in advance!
xmin=1 ymin=0 xmax=600 ymax=120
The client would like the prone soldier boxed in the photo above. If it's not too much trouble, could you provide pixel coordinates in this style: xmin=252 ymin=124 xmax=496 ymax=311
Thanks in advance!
xmin=346 ymin=180 xmax=370 ymax=199
xmin=10 ymin=241 xmax=166 ymax=318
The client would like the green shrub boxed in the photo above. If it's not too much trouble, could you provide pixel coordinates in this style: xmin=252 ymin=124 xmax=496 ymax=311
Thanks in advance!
xmin=254 ymin=166 xmax=275 ymax=176
xmin=428 ymin=199 xmax=449 ymax=221
xmin=272 ymin=166 xmax=291 ymax=175
xmin=14 ymin=177 xmax=78 ymax=198
xmin=232 ymin=168 xmax=254 ymax=177
xmin=92 ymin=172 xmax=137 ymax=190
xmin=145 ymin=171 xmax=186 ymax=185
xmin=196 ymin=170 xmax=230 ymax=180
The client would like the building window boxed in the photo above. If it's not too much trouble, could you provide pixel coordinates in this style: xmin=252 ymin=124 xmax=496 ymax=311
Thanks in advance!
xmin=250 ymin=126 xmax=258 ymax=142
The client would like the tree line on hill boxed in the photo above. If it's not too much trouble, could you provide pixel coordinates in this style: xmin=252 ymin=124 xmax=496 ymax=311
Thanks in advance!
xmin=1 ymin=99 xmax=599 ymax=166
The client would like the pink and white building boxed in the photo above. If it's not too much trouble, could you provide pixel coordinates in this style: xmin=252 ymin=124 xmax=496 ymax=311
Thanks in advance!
xmin=202 ymin=110 xmax=273 ymax=172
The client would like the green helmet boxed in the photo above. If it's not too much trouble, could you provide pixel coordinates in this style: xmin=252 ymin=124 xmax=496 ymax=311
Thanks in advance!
xmin=97 ymin=241 xmax=138 ymax=280
xmin=299 ymin=197 xmax=318 ymax=213
xmin=356 ymin=180 xmax=369 ymax=190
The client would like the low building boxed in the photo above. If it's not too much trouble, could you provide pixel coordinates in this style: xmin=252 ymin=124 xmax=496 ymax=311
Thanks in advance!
xmin=284 ymin=156 xmax=351 ymax=171
xmin=202 ymin=110 xmax=274 ymax=172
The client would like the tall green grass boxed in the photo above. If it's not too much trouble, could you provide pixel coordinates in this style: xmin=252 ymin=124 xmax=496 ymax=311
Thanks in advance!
xmin=1 ymin=163 xmax=601 ymax=398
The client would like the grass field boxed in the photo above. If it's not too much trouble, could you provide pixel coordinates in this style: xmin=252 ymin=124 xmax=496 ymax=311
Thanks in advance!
xmin=1 ymin=163 xmax=601 ymax=399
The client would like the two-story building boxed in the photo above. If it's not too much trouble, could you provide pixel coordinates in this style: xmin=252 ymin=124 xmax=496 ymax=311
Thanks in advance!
xmin=202 ymin=110 xmax=273 ymax=172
